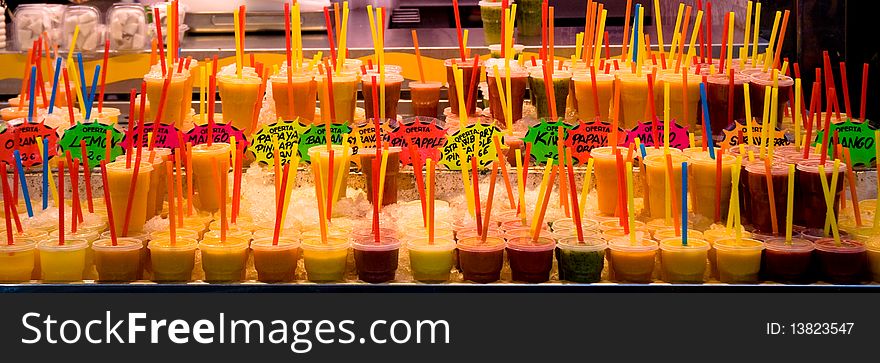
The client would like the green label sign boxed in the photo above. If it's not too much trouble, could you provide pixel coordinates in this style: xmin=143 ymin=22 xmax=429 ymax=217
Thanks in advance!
xmin=299 ymin=123 xmax=353 ymax=163
xmin=58 ymin=122 xmax=124 ymax=165
xmin=521 ymin=119 xmax=574 ymax=164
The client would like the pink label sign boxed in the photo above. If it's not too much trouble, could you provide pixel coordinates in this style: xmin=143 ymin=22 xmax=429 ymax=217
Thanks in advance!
xmin=387 ymin=117 xmax=447 ymax=166
xmin=120 ymin=123 xmax=183 ymax=150
xmin=0 ymin=121 xmax=59 ymax=167
xmin=565 ymin=120 xmax=629 ymax=165
xmin=185 ymin=123 xmax=250 ymax=148
xmin=624 ymin=120 xmax=690 ymax=149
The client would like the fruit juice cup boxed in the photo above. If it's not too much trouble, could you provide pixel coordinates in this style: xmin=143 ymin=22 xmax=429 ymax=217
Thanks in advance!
xmin=146 ymin=148 xmax=172 ymax=219
xmin=105 ymin=160 xmax=153 ymax=235
xmin=479 ymin=1 xmax=503 ymax=44
xmin=551 ymin=218 xmax=599 ymax=233
xmin=203 ymin=229 xmax=252 ymax=242
xmin=352 ymin=227 xmax=397 ymax=241
xmin=705 ymin=73 xmax=747 ymax=140
xmin=358 ymin=147 xmax=401 ymax=206
xmin=151 ymin=228 xmax=200 ymax=242
xmin=745 ymin=162 xmax=790 ymax=233
xmin=91 ymin=238 xmax=142 ymax=282
xmin=317 ymin=70 xmax=358 ymax=124
xmin=145 ymin=71 xmax=188 ymax=128
xmin=309 ymin=144 xmax=350 ymax=202
xmin=688 ymin=152 xmax=735 ymax=221
xmin=572 ymin=73 xmax=614 ymax=122
xmin=867 ymin=241 xmax=880 ymax=282
xmin=0 ymin=239 xmax=36 ymax=282
xmin=616 ymin=73 xmax=651 ymax=129
xmin=251 ymin=237 xmax=302 ymax=283
xmin=814 ymin=238 xmax=867 ymax=284
xmin=410 ymin=81 xmax=442 ymax=118
xmin=800 ymin=228 xmax=851 ymax=242
xmin=516 ymin=0 xmax=542 ymax=36
xmin=89 ymin=107 xmax=121 ymax=124
xmin=199 ymin=236 xmax=250 ymax=282
xmin=456 ymin=228 xmax=505 ymax=241
xmin=148 ymin=237 xmax=198 ymax=282
xmin=353 ymin=236 xmax=401 ymax=283
xmin=643 ymin=153 xmax=688 ymax=219
xmin=407 ymin=237 xmax=456 ymax=282
xmin=713 ymin=237 xmax=764 ymax=283
xmin=556 ymin=237 xmax=606 ymax=283
xmin=795 ymin=160 xmax=846 ymax=230
xmin=218 ymin=73 xmax=263 ymax=136
xmin=301 ymin=237 xmax=350 ymax=282
xmin=445 ymin=57 xmax=480 ymax=116
xmin=529 ymin=68 xmax=572 ymax=120
xmin=749 ymin=74 xmax=794 ymax=123
xmin=190 ymin=143 xmax=230 ymax=214
xmin=590 ymin=147 xmax=622 ymax=215
xmin=762 ymin=237 xmax=815 ymax=283
xmin=656 ymin=73 xmax=702 ymax=133
xmin=457 ymin=236 xmax=505 ymax=283
xmin=252 ymin=227 xmax=300 ymax=241
xmin=488 ymin=44 xmax=525 ymax=58
xmin=272 ymin=71 xmax=318 ymax=122
xmin=659 ymin=238 xmax=710 ymax=283
xmin=702 ymin=227 xmax=750 ymax=279
xmin=506 ymin=236 xmax=555 ymax=283
xmin=38 ymin=238 xmax=89 ymax=282
xmin=653 ymin=228 xmax=704 ymax=241
xmin=362 ymin=73 xmax=404 ymax=121
xmin=598 ymin=219 xmax=647 ymax=232
xmin=486 ymin=66 xmax=528 ymax=126
xmin=608 ymin=237 xmax=659 ymax=283
xmin=48 ymin=229 xmax=100 ymax=279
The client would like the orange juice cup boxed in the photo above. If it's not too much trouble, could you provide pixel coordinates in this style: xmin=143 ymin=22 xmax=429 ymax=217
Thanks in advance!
xmin=589 ymin=146 xmax=620 ymax=216
xmin=199 ymin=236 xmax=250 ymax=282
xmin=271 ymin=71 xmax=318 ymax=122
xmin=0 ymin=239 xmax=36 ymax=282
xmin=573 ymin=73 xmax=614 ymax=121
xmin=643 ymin=153 xmax=689 ymax=219
xmin=105 ymin=161 xmax=153 ymax=235
xmin=409 ymin=81 xmax=442 ymax=118
xmin=92 ymin=238 xmax=143 ymax=282
xmin=617 ymin=73 xmax=651 ymax=129
xmin=657 ymin=73 xmax=702 ymax=133
xmin=608 ymin=237 xmax=658 ymax=283
xmin=218 ymin=73 xmax=263 ymax=135
xmin=251 ymin=237 xmax=302 ymax=283
xmin=37 ymin=238 xmax=89 ymax=282
xmin=714 ymin=237 xmax=764 ymax=283
xmin=148 ymin=237 xmax=198 ymax=282
xmin=659 ymin=238 xmax=710 ymax=283
xmin=363 ymin=73 xmax=404 ymax=121
xmin=317 ymin=71 xmax=359 ymax=124
xmin=145 ymin=71 xmax=188 ymax=127
xmin=308 ymin=145 xmax=349 ymax=201
xmin=688 ymin=153 xmax=735 ymax=221
xmin=190 ymin=143 xmax=230 ymax=214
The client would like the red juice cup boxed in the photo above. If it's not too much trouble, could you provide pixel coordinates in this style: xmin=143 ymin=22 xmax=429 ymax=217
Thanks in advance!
xmin=795 ymin=160 xmax=846 ymax=230
xmin=410 ymin=81 xmax=442 ymax=118
xmin=749 ymin=73 xmax=794 ymax=123
xmin=744 ymin=162 xmax=790 ymax=234
xmin=705 ymin=73 xmax=747 ymax=140
xmin=353 ymin=236 xmax=401 ymax=283
xmin=444 ymin=57 xmax=481 ymax=116
xmin=362 ymin=73 xmax=404 ymax=121
xmin=486 ymin=66 xmax=528 ymax=127
xmin=762 ymin=237 xmax=815 ymax=283
xmin=92 ymin=238 xmax=143 ymax=282
xmin=457 ymin=236 xmax=505 ymax=283
xmin=358 ymin=147 xmax=402 ymax=206
xmin=506 ymin=236 xmax=556 ymax=283
xmin=814 ymin=238 xmax=868 ymax=284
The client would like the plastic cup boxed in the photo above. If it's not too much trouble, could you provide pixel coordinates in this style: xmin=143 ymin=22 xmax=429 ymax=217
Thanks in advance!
xmin=308 ymin=145 xmax=350 ymax=202
xmin=486 ymin=66 xmax=528 ymax=126
xmin=217 ymin=73 xmax=262 ymax=136
xmin=190 ymin=143 xmax=231 ymax=214
xmin=151 ymin=228 xmax=200 ymax=241
xmin=479 ymin=1 xmax=503 ymax=44
xmin=608 ymin=238 xmax=658 ymax=283
xmin=656 ymin=73 xmax=702 ymax=133
xmin=105 ymin=161 xmax=153 ymax=235
xmin=317 ymin=70 xmax=359 ymax=124
xmin=704 ymin=73 xmax=747 ymax=140
xmin=148 ymin=237 xmax=198 ymax=282
xmin=556 ymin=237 xmax=606 ymax=283
xmin=457 ymin=236 xmax=505 ymax=283
xmin=714 ymin=238 xmax=764 ymax=283
xmin=573 ymin=73 xmax=614 ymax=121
xmin=198 ymin=237 xmax=250 ymax=282
xmin=688 ymin=153 xmax=735 ymax=221
xmin=407 ymin=238 xmax=456 ymax=282
xmin=506 ymin=237 xmax=555 ymax=282
xmin=529 ymin=68 xmax=572 ymax=120
xmin=251 ymin=237 xmax=302 ymax=283
xmin=271 ymin=71 xmax=318 ymax=122
xmin=92 ymin=238 xmax=142 ymax=282
xmin=38 ymin=238 xmax=89 ymax=282
xmin=358 ymin=147 xmax=402 ymax=206
xmin=0 ymin=239 xmax=36 ymax=282
xmin=795 ymin=160 xmax=846 ymax=230
xmin=352 ymin=236 xmax=401 ymax=283
xmin=866 ymin=241 xmax=880 ymax=282
xmin=362 ymin=73 xmax=404 ymax=121
xmin=749 ymin=73 xmax=794 ymax=122
xmin=516 ymin=0 xmax=542 ymax=36
xmin=410 ymin=82 xmax=442 ymax=118
xmin=590 ymin=147 xmax=621 ymax=215
xmin=762 ymin=237 xmax=815 ymax=283
xmin=145 ymin=71 xmax=188 ymax=128
xmin=744 ymin=162 xmax=790 ymax=233
xmin=814 ymin=238 xmax=867 ymax=284
xmin=703 ymin=228 xmax=750 ymax=279
xmin=653 ymin=228 xmax=704 ymax=241
xmin=616 ymin=73 xmax=651 ymax=129
xmin=659 ymin=238 xmax=710 ymax=283
xmin=301 ymin=237 xmax=350 ymax=282
xmin=488 ymin=44 xmax=525 ymax=58
xmin=643 ymin=153 xmax=688 ymax=219
xmin=146 ymin=148 xmax=172 ymax=220
xmin=444 ymin=57 xmax=481 ymax=117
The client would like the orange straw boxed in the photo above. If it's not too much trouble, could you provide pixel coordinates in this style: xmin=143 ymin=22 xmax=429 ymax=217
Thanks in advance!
xmin=532 ymin=166 xmax=558 ymax=242
xmin=411 ymin=30 xmax=425 ymax=83
xmin=492 ymin=135 xmax=517 ymax=209
xmin=481 ymin=162 xmax=499 ymax=241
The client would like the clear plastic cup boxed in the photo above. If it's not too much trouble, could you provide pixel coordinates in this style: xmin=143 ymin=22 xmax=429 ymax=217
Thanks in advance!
xmin=301 ymin=237 xmax=350 ymax=282
xmin=608 ymin=237 xmax=658 ymax=283
xmin=556 ymin=237 xmax=606 ymax=283
xmin=151 ymin=229 xmax=201 ymax=242
xmin=713 ymin=238 xmax=764 ymax=283
xmin=867 ymin=241 xmax=880 ymax=283
xmin=407 ymin=238 xmax=456 ymax=282
xmin=653 ymin=228 xmax=704 ymax=241
xmin=506 ymin=237 xmax=556 ymax=283
xmin=352 ymin=236 xmax=401 ymax=283
xmin=198 ymin=237 xmax=250 ymax=282
xmin=762 ymin=237 xmax=815 ymax=283
xmin=551 ymin=218 xmax=599 ymax=233
xmin=457 ymin=236 xmax=505 ymax=283
xmin=251 ymin=237 xmax=302 ymax=283
xmin=37 ymin=238 xmax=89 ymax=282
xmin=0 ymin=239 xmax=37 ymax=282
xmin=92 ymin=238 xmax=143 ymax=282
xmin=659 ymin=238 xmax=710 ymax=283
xmin=148 ymin=237 xmax=198 ymax=282
xmin=814 ymin=238 xmax=868 ymax=284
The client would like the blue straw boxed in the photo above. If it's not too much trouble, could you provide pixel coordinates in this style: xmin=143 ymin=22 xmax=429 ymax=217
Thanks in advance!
xmin=639 ymin=142 xmax=647 ymax=158
xmin=699 ymin=83 xmax=716 ymax=159
xmin=632 ymin=5 xmax=640 ymax=64
xmin=13 ymin=151 xmax=34 ymax=217
xmin=85 ymin=65 xmax=101 ymax=120
xmin=48 ymin=57 xmax=63 ymax=114
xmin=27 ymin=66 xmax=36 ymax=123
xmin=681 ymin=161 xmax=688 ymax=246
xmin=77 ymin=53 xmax=87 ymax=107
xmin=42 ymin=138 xmax=49 ymax=210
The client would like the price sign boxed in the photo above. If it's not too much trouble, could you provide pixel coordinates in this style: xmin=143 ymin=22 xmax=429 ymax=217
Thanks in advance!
xmin=248 ymin=119 xmax=310 ymax=167
xmin=387 ymin=117 xmax=447 ymax=166
xmin=521 ymin=119 xmax=574 ymax=164
xmin=299 ymin=123 xmax=353 ymax=163
xmin=439 ymin=122 xmax=500 ymax=170
xmin=58 ymin=122 xmax=124 ymax=165
xmin=813 ymin=118 xmax=877 ymax=167
xmin=720 ymin=121 xmax=791 ymax=149
xmin=624 ymin=120 xmax=690 ymax=149
xmin=120 ymin=123 xmax=183 ymax=150
xmin=347 ymin=120 xmax=394 ymax=156
xmin=0 ymin=120 xmax=58 ymax=167
xmin=186 ymin=122 xmax=250 ymax=148
xmin=564 ymin=120 xmax=629 ymax=164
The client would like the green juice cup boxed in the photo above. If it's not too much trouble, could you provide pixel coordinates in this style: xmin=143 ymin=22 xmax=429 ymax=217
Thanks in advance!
xmin=407 ymin=238 xmax=456 ymax=283
xmin=529 ymin=68 xmax=572 ymax=120
xmin=556 ymin=237 xmax=606 ymax=283
xmin=517 ymin=0 xmax=542 ymax=36
xmin=479 ymin=1 xmax=503 ymax=45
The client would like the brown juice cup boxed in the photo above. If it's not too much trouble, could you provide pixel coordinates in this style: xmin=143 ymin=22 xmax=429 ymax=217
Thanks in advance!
xmin=409 ymin=81 xmax=442 ymax=118
xmin=353 ymin=236 xmax=401 ymax=283
xmin=362 ymin=73 xmax=404 ymax=121
xmin=445 ymin=57 xmax=480 ymax=116
xmin=358 ymin=147 xmax=402 ymax=206
xmin=92 ymin=238 xmax=143 ymax=282
xmin=457 ymin=236 xmax=505 ymax=283
xmin=705 ymin=73 xmax=747 ymax=140
xmin=794 ymin=160 xmax=846 ymax=230
xmin=486 ymin=66 xmax=528 ymax=126
xmin=744 ymin=162 xmax=789 ymax=234
xmin=506 ymin=236 xmax=556 ymax=283
xmin=251 ymin=237 xmax=302 ymax=283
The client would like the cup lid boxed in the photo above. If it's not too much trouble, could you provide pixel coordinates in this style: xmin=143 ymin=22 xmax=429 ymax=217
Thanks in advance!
xmin=352 ymin=236 xmax=401 ymax=251
xmin=91 ymin=238 xmax=143 ymax=251
xmin=763 ymin=237 xmax=815 ymax=252
xmin=659 ymin=238 xmax=710 ymax=251
xmin=148 ymin=237 xmax=199 ymax=250
xmin=557 ymin=236 xmax=606 ymax=252
xmin=251 ymin=237 xmax=301 ymax=250
xmin=814 ymin=238 xmax=865 ymax=253
xmin=714 ymin=237 xmax=764 ymax=251
xmin=301 ymin=237 xmax=350 ymax=250
xmin=407 ymin=237 xmax=456 ymax=250
xmin=457 ymin=236 xmax=505 ymax=251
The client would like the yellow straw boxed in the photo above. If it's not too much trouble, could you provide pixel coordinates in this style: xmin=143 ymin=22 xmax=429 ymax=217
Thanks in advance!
xmin=593 ymin=10 xmax=608 ymax=69
xmin=653 ymin=0 xmax=664 ymax=56
xmin=233 ymin=10 xmax=242 ymax=78
xmin=626 ymin=161 xmax=636 ymax=244
xmin=292 ymin=2 xmax=302 ymax=69
xmin=743 ymin=1 xmax=753 ymax=64
xmin=531 ymin=159 xmax=554 ymax=236
xmin=575 ymin=33 xmax=584 ymax=60
xmin=515 ymin=149 xmax=526 ymax=220
xmin=377 ymin=147 xmax=389 ymax=211
xmin=688 ymin=133 xmax=696 ymax=149
xmin=727 ymin=156 xmax=742 ymax=232
xmin=824 ymin=160 xmax=842 ymax=235
xmin=726 ymin=12 xmax=734 ymax=71
xmin=199 ymin=65 xmax=206 ymax=116
xmin=664 ymin=150 xmax=672 ymax=225
xmin=336 ymin=2 xmax=349 ymax=76
xmin=74 ymin=76 xmax=88 ymax=117
xmin=579 ymin=158 xmax=595 ymax=217
xmin=492 ymin=65 xmax=508 ymax=122
xmin=818 ymin=163 xmax=842 ymax=245
xmin=230 ymin=136 xmax=237 ymax=170
xmin=760 ymin=86 xmax=771 ymax=158
xmin=751 ymin=2 xmax=762 ymax=66
xmin=668 ymin=4 xmax=685 ymax=59
xmin=682 ymin=11 xmax=704 ymax=74
xmin=66 ymin=26 xmax=80 ymax=68
xmin=366 ymin=6 xmax=379 ymax=65
xmin=331 ymin=137 xmax=350 ymax=204
xmin=453 ymin=65 xmax=468 ymax=128
xmin=744 ymin=83 xmax=753 ymax=148
xmin=312 ymin=157 xmax=328 ymax=240
xmin=36 ymin=136 xmax=59 ymax=206
xmin=785 ymin=164 xmax=795 ymax=241
xmin=762 ymin=11 xmax=782 ymax=72
xmin=459 ymin=147 xmax=475 ymax=217
xmin=505 ymin=66 xmax=512 ymax=129
xmin=794 ymin=78 xmax=802 ymax=149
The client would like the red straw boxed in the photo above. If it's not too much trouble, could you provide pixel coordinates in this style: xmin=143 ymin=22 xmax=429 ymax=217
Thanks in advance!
xmin=371 ymin=75 xmax=381 ymax=149
xmin=2 ymin=165 xmax=14 ymax=245
xmin=471 ymin=156 xmax=483 ymax=235
xmin=249 ymin=65 xmax=269 ymax=135
xmin=519 ymin=142 xmax=532 ymax=214
xmin=186 ymin=142 xmax=193 ymax=215
xmin=121 ymin=150 xmax=143 ymax=236
xmin=58 ymin=161 xmax=65 ymax=245
xmin=715 ymin=148 xmax=724 ymax=222
xmin=372 ymin=149 xmax=381 ymax=244
xmin=764 ymin=158 xmax=779 ymax=235
xmin=590 ymin=66 xmax=601 ymax=119
xmin=98 ymin=39 xmax=110 ymax=112
xmin=217 ymin=159 xmax=227 ymax=242
xmin=407 ymin=136 xmax=427 ymax=226
xmin=465 ymin=56 xmax=481 ymax=116
xmin=324 ymin=62 xmax=337 ymax=128
xmin=719 ymin=13 xmax=730 ymax=73
xmin=65 ymin=151 xmax=83 ymax=225
xmin=605 ymin=31 xmax=611 ymax=60
xmin=706 ymin=2 xmax=713 ymax=65
xmin=80 ymin=140 xmax=94 ymax=213
xmin=273 ymin=163 xmax=291 ymax=245
xmin=542 ymin=62 xmax=558 ymax=120
xmin=840 ymin=61 xmax=853 ymax=118
xmin=138 ymin=81 xmax=146 ymax=147
xmin=820 ymin=89 xmax=835 ymax=164
xmin=62 ymin=68 xmax=75 ymax=126
xmin=126 ymin=89 xmax=136 ymax=166
xmin=96 ymin=161 xmax=117 ymax=245
xmin=566 ymin=152 xmax=585 ymax=242
xmin=823 ymin=52 xmax=840 ymax=120
xmin=451 ymin=0 xmax=466 ymax=61
xmin=803 ymin=82 xmax=820 ymax=159
xmin=174 ymin=146 xmax=184 ymax=226
xmin=860 ymin=63 xmax=869 ymax=121
xmin=323 ymin=7 xmax=338 ymax=70
xmin=153 ymin=7 xmax=166 ymax=76
xmin=492 ymin=136 xmax=516 ymax=209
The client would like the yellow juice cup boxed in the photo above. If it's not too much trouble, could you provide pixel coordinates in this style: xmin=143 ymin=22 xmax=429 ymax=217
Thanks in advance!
xmin=656 ymin=73 xmax=702 ymax=134
xmin=617 ymin=73 xmax=651 ymax=129
xmin=92 ymin=238 xmax=143 ymax=282
xmin=867 ymin=241 xmax=880 ymax=282
xmin=143 ymin=148 xmax=172 ymax=220
xmin=218 ymin=73 xmax=263 ymax=136
xmin=145 ymin=71 xmax=188 ymax=128
xmin=308 ymin=145 xmax=349 ymax=201
xmin=608 ymin=237 xmax=658 ymax=283
xmin=271 ymin=71 xmax=318 ymax=122
xmin=688 ymin=153 xmax=735 ymax=221
xmin=105 ymin=161 xmax=153 ymax=235
xmin=37 ymin=238 xmax=89 ymax=282
xmin=659 ymin=238 xmax=710 ymax=283
xmin=251 ymin=237 xmax=302 ymax=283
xmin=714 ymin=237 xmax=764 ymax=283
xmin=148 ymin=237 xmax=198 ymax=282
xmin=573 ymin=73 xmax=614 ymax=121
xmin=190 ymin=143 xmax=230 ymax=214
xmin=48 ymin=229 xmax=100 ymax=279
xmin=407 ymin=237 xmax=456 ymax=282
xmin=151 ymin=228 xmax=200 ymax=241
xmin=653 ymin=228 xmax=704 ymax=241
xmin=591 ymin=146 xmax=622 ymax=216
xmin=703 ymin=227 xmax=750 ymax=279
xmin=643 ymin=153 xmax=689 ymax=219
xmin=89 ymin=107 xmax=121 ymax=124
xmin=301 ymin=237 xmax=350 ymax=282
xmin=0 ymin=239 xmax=36 ymax=282
xmin=199 ymin=236 xmax=250 ymax=282
xmin=317 ymin=71 xmax=359 ymax=124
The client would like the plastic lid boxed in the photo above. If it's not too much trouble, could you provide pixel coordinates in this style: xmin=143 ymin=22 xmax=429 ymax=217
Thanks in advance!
xmin=37 ymin=238 xmax=89 ymax=252
xmin=607 ymin=237 xmax=658 ymax=252
xmin=713 ymin=237 xmax=765 ymax=251
xmin=457 ymin=236 xmax=505 ymax=252
xmin=814 ymin=238 xmax=866 ymax=253
xmin=191 ymin=142 xmax=231 ymax=154
xmin=406 ymin=237 xmax=456 ymax=251
xmin=91 ymin=238 xmax=143 ymax=252
xmin=643 ymin=152 xmax=689 ymax=168
xmin=251 ymin=237 xmax=302 ymax=251
xmin=557 ymin=236 xmax=607 ymax=252
xmin=506 ymin=236 xmax=556 ymax=251
xmin=0 ymin=239 xmax=37 ymax=253
xmin=750 ymin=73 xmax=795 ymax=87
xmin=443 ymin=57 xmax=481 ymax=67
xmin=659 ymin=238 xmax=710 ymax=252
xmin=199 ymin=236 xmax=250 ymax=250
xmin=763 ymin=237 xmax=815 ymax=253
xmin=148 ymin=237 xmax=198 ymax=251
xmin=795 ymin=159 xmax=848 ymax=174
xmin=301 ymin=237 xmax=350 ymax=250
xmin=105 ymin=160 xmax=154 ymax=173
xmin=706 ymin=73 xmax=748 ymax=85
xmin=745 ymin=162 xmax=789 ymax=175
xmin=352 ymin=236 xmax=401 ymax=251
